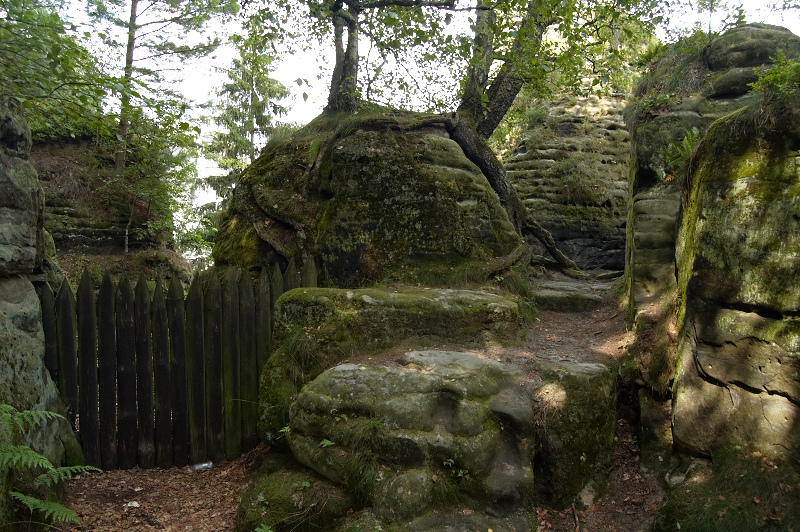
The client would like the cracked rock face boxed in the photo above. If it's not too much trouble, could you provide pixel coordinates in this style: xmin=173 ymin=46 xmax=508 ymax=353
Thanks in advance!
xmin=671 ymin=67 xmax=800 ymax=456
xmin=288 ymin=351 xmax=536 ymax=523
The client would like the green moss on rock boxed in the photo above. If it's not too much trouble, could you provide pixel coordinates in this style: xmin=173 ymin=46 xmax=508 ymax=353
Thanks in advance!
xmin=533 ymin=361 xmax=616 ymax=509
xmin=213 ymin=110 xmax=524 ymax=287
xmin=258 ymin=287 xmax=522 ymax=449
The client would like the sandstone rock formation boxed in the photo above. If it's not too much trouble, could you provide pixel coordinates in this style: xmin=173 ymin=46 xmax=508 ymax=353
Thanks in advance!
xmin=213 ymin=111 xmax=527 ymax=288
xmin=247 ymin=280 xmax=620 ymax=530
xmin=624 ymin=24 xmax=800 ymax=396
xmin=0 ymin=104 xmax=82 ymax=526
xmin=625 ymin=24 xmax=800 ymax=457
xmin=506 ymin=96 xmax=630 ymax=271
xmin=290 ymin=351 xmax=536 ymax=525
xmin=258 ymin=286 xmax=523 ymax=449
xmin=671 ymin=83 xmax=800 ymax=456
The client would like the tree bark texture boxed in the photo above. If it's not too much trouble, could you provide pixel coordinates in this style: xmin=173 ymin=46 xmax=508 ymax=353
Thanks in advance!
xmin=460 ymin=0 xmax=552 ymax=140
xmin=326 ymin=6 xmax=360 ymax=113
xmin=115 ymin=0 xmax=138 ymax=175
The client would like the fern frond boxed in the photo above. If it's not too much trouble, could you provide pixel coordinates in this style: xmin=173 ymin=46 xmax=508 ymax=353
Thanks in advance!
xmin=34 ymin=465 xmax=101 ymax=489
xmin=0 ymin=444 xmax=53 ymax=471
xmin=11 ymin=409 xmax=64 ymax=434
xmin=10 ymin=491 xmax=80 ymax=524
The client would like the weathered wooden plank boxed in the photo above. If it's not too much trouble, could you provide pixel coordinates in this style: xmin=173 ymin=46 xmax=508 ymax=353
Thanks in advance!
xmin=255 ymin=269 xmax=271 ymax=375
xmin=97 ymin=273 xmax=118 ymax=470
xmin=186 ymin=272 xmax=207 ymax=464
xmin=204 ymin=270 xmax=224 ymax=462
xmin=221 ymin=268 xmax=241 ymax=460
xmin=76 ymin=269 xmax=100 ymax=468
xmin=283 ymin=257 xmax=301 ymax=291
xmin=38 ymin=283 xmax=58 ymax=382
xmin=238 ymin=271 xmax=258 ymax=451
xmin=55 ymin=278 xmax=78 ymax=429
xmin=168 ymin=276 xmax=188 ymax=467
xmin=135 ymin=274 xmax=155 ymax=468
xmin=152 ymin=280 xmax=173 ymax=469
xmin=116 ymin=275 xmax=138 ymax=469
xmin=301 ymin=259 xmax=317 ymax=288
xmin=271 ymin=263 xmax=284 ymax=311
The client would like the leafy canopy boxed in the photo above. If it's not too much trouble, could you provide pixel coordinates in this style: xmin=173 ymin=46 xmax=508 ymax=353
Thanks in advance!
xmin=0 ymin=0 xmax=107 ymax=132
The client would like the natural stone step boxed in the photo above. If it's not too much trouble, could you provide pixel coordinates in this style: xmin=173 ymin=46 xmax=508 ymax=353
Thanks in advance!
xmin=533 ymin=282 xmax=605 ymax=312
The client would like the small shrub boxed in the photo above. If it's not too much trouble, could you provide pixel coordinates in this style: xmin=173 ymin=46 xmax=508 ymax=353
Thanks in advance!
xmin=750 ymin=51 xmax=800 ymax=102
xmin=660 ymin=124 xmax=700 ymax=183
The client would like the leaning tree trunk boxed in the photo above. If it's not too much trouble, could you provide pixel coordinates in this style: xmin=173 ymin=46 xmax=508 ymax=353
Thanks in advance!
xmin=446 ymin=113 xmax=579 ymax=272
xmin=326 ymin=7 xmax=360 ymax=113
xmin=459 ymin=0 xmax=552 ymax=140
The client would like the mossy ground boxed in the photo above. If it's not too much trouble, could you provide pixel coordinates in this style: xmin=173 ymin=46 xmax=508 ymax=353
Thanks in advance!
xmin=654 ymin=448 xmax=800 ymax=532
xmin=235 ymin=452 xmax=352 ymax=532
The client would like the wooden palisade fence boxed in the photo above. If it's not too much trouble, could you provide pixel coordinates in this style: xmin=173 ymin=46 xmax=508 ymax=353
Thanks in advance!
xmin=37 ymin=259 xmax=316 ymax=470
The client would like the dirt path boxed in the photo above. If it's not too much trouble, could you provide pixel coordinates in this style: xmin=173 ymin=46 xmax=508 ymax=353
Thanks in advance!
xmin=57 ymin=276 xmax=664 ymax=531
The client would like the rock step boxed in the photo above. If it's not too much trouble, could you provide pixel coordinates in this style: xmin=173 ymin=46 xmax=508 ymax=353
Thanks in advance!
xmin=533 ymin=281 xmax=608 ymax=312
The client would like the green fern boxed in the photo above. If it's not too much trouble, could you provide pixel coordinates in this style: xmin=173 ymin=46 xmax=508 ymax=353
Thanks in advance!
xmin=9 ymin=492 xmax=79 ymax=524
xmin=1 ymin=404 xmax=99 ymax=526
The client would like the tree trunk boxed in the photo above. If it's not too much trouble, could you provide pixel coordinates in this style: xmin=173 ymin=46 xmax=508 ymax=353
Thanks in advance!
xmin=457 ymin=2 xmax=495 ymax=122
xmin=326 ymin=6 xmax=360 ymax=113
xmin=446 ymin=113 xmax=579 ymax=271
xmin=460 ymin=0 xmax=552 ymax=140
xmin=115 ymin=0 xmax=138 ymax=176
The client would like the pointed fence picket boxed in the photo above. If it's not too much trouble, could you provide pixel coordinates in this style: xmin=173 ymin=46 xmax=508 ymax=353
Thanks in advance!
xmin=39 ymin=261 xmax=315 ymax=470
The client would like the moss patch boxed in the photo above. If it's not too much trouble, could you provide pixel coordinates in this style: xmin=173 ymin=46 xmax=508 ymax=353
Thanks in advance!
xmin=654 ymin=447 xmax=800 ymax=532
xmin=236 ymin=452 xmax=352 ymax=532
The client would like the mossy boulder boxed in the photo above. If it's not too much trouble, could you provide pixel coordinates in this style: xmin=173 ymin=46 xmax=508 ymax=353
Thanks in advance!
xmin=288 ymin=351 xmax=536 ymax=522
xmin=258 ymin=286 xmax=522 ymax=449
xmin=672 ymin=91 xmax=800 ymax=457
xmin=213 ymin=110 xmax=525 ymax=287
xmin=533 ymin=361 xmax=616 ymax=509
xmin=236 ymin=452 xmax=352 ymax=532
xmin=0 ymin=105 xmax=43 ymax=276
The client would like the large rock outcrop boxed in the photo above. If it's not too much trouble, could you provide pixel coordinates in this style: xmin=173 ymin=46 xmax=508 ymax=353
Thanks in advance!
xmin=290 ymin=351 xmax=536 ymax=525
xmin=0 ymin=104 xmax=81 ymax=527
xmin=506 ymin=95 xmax=630 ymax=271
xmin=624 ymin=24 xmax=800 ymax=395
xmin=249 ymin=279 xmax=620 ymax=530
xmin=213 ymin=111 xmax=526 ymax=287
xmin=671 ymin=87 xmax=800 ymax=456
